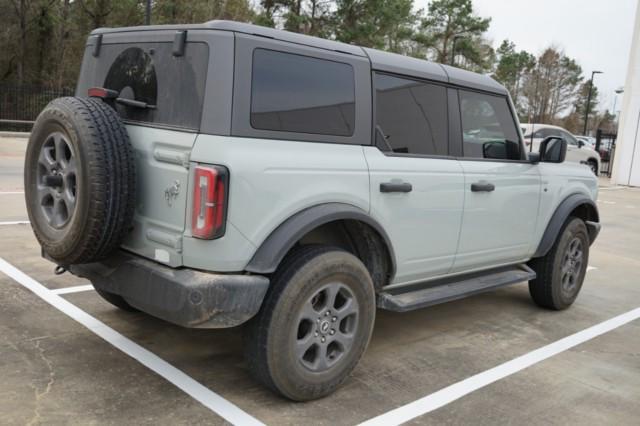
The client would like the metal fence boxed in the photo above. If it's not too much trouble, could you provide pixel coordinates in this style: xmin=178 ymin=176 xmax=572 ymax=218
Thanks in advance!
xmin=595 ymin=129 xmax=617 ymax=178
xmin=0 ymin=84 xmax=74 ymax=131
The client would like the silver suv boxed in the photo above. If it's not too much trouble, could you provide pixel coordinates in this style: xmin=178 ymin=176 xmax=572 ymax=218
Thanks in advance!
xmin=24 ymin=21 xmax=600 ymax=401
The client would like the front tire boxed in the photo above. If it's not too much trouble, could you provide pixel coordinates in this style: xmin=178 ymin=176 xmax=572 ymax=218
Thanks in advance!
xmin=528 ymin=217 xmax=589 ymax=310
xmin=244 ymin=245 xmax=375 ymax=401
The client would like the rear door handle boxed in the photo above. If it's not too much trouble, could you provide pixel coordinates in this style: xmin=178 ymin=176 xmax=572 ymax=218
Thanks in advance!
xmin=470 ymin=181 xmax=495 ymax=192
xmin=380 ymin=182 xmax=413 ymax=193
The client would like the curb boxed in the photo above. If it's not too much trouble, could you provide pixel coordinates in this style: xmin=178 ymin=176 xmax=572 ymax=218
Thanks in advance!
xmin=0 ymin=132 xmax=30 ymax=139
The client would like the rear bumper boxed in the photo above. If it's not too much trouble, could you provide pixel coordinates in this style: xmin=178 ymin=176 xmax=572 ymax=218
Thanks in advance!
xmin=68 ymin=251 xmax=269 ymax=328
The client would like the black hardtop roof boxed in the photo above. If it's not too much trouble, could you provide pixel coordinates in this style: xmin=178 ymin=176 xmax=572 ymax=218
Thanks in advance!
xmin=90 ymin=20 xmax=507 ymax=95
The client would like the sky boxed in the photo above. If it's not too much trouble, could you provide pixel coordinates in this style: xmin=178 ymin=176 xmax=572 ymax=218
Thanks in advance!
xmin=414 ymin=0 xmax=638 ymax=113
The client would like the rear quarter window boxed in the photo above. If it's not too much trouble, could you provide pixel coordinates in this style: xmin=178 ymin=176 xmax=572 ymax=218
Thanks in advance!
xmin=76 ymin=42 xmax=209 ymax=130
xmin=250 ymin=49 xmax=356 ymax=136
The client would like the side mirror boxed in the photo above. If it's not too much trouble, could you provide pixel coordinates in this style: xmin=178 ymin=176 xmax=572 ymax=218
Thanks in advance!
xmin=578 ymin=140 xmax=585 ymax=148
xmin=528 ymin=152 xmax=540 ymax=164
xmin=539 ymin=136 xmax=567 ymax=163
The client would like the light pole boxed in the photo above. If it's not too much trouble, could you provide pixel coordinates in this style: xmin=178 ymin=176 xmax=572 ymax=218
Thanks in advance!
xmin=145 ymin=0 xmax=151 ymax=25
xmin=612 ymin=87 xmax=624 ymax=122
xmin=583 ymin=70 xmax=603 ymax=135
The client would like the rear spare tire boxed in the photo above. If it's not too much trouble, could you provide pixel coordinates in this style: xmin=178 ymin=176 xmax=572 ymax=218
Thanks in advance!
xmin=24 ymin=97 xmax=136 ymax=265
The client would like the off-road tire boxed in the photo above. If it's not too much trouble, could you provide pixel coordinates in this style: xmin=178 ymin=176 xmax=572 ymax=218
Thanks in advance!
xmin=528 ymin=217 xmax=589 ymax=310
xmin=94 ymin=288 xmax=139 ymax=312
xmin=24 ymin=97 xmax=136 ymax=265
xmin=244 ymin=245 xmax=376 ymax=401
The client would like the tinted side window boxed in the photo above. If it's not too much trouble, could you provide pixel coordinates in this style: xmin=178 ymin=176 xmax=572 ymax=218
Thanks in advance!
xmin=374 ymin=73 xmax=448 ymax=156
xmin=561 ymin=130 xmax=579 ymax=145
xmin=459 ymin=91 xmax=521 ymax=160
xmin=76 ymin=42 xmax=208 ymax=130
xmin=250 ymin=49 xmax=355 ymax=136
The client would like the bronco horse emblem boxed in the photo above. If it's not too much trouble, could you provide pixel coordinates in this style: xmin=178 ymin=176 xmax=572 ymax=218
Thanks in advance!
xmin=164 ymin=180 xmax=180 ymax=206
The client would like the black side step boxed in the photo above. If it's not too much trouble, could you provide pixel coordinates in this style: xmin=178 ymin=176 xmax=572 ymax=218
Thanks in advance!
xmin=378 ymin=264 xmax=536 ymax=312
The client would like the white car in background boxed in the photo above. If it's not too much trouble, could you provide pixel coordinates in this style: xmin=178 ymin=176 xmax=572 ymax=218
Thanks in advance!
xmin=576 ymin=136 xmax=597 ymax=149
xmin=521 ymin=124 xmax=601 ymax=174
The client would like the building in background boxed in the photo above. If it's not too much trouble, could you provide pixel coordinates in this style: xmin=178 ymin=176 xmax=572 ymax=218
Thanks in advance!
xmin=612 ymin=0 xmax=640 ymax=186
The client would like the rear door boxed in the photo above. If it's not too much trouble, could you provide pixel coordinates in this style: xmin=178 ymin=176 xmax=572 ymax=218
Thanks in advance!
xmin=452 ymin=90 xmax=541 ymax=272
xmin=75 ymin=32 xmax=214 ymax=266
xmin=366 ymin=73 xmax=465 ymax=284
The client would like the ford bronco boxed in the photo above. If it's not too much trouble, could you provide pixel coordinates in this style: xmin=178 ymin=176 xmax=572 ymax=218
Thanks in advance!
xmin=24 ymin=21 xmax=600 ymax=401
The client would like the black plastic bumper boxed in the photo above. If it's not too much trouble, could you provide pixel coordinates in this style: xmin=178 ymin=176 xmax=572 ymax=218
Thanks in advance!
xmin=68 ymin=251 xmax=269 ymax=328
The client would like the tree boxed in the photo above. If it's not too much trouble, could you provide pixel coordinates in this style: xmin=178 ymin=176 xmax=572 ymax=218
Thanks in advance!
xmin=332 ymin=0 xmax=417 ymax=52
xmin=492 ymin=39 xmax=535 ymax=114
xmin=521 ymin=47 xmax=583 ymax=124
xmin=415 ymin=0 xmax=491 ymax=69
xmin=255 ymin=0 xmax=332 ymax=36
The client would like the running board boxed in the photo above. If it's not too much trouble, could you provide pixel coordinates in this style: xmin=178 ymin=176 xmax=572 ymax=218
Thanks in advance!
xmin=378 ymin=264 xmax=536 ymax=312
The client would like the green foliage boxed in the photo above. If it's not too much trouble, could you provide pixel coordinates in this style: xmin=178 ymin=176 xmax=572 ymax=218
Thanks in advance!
xmin=415 ymin=0 xmax=491 ymax=69
xmin=493 ymin=40 xmax=535 ymax=112
xmin=332 ymin=0 xmax=417 ymax=52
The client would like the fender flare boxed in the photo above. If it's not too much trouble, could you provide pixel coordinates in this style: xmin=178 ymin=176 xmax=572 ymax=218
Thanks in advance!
xmin=245 ymin=203 xmax=396 ymax=278
xmin=533 ymin=193 xmax=600 ymax=258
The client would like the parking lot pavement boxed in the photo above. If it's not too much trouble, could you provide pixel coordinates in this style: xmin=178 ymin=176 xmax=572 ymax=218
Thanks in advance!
xmin=1 ymin=136 xmax=639 ymax=425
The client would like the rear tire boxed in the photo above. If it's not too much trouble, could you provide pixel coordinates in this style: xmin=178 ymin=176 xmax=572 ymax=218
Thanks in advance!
xmin=528 ymin=217 xmax=589 ymax=310
xmin=244 ymin=245 xmax=375 ymax=401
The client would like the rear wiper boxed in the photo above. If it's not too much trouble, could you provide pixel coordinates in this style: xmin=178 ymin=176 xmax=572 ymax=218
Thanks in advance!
xmin=87 ymin=87 xmax=156 ymax=110
xmin=115 ymin=97 xmax=156 ymax=110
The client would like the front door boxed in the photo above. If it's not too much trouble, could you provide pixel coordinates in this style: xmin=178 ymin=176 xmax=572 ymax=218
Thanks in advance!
xmin=366 ymin=73 xmax=465 ymax=285
xmin=452 ymin=90 xmax=541 ymax=272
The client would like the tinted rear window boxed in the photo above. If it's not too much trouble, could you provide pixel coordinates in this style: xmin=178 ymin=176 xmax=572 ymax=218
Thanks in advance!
xmin=250 ymin=49 xmax=355 ymax=136
xmin=76 ymin=42 xmax=209 ymax=130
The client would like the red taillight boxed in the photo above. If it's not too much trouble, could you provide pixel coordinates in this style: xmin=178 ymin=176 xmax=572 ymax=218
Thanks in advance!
xmin=88 ymin=87 xmax=118 ymax=99
xmin=191 ymin=165 xmax=228 ymax=239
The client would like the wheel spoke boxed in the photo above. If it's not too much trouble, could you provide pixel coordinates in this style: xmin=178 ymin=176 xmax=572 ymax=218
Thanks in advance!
xmin=37 ymin=184 xmax=54 ymax=202
xmin=331 ymin=330 xmax=354 ymax=347
xmin=299 ymin=300 xmax=319 ymax=321
xmin=53 ymin=134 xmax=67 ymax=165
xmin=62 ymin=189 xmax=76 ymax=214
xmin=295 ymin=334 xmax=315 ymax=360
xmin=325 ymin=284 xmax=340 ymax=310
xmin=38 ymin=144 xmax=56 ymax=172
xmin=336 ymin=297 xmax=358 ymax=317
xmin=64 ymin=156 xmax=77 ymax=174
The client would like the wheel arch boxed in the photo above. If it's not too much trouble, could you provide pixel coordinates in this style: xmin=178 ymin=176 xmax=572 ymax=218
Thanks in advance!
xmin=533 ymin=193 xmax=600 ymax=258
xmin=245 ymin=203 xmax=396 ymax=288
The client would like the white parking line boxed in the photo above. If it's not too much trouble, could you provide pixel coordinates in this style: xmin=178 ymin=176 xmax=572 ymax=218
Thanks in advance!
xmin=51 ymin=284 xmax=95 ymax=295
xmin=0 ymin=221 xmax=30 ymax=226
xmin=599 ymin=200 xmax=616 ymax=204
xmin=359 ymin=307 xmax=640 ymax=426
xmin=587 ymin=266 xmax=597 ymax=272
xmin=0 ymin=258 xmax=264 ymax=426
xmin=0 ymin=191 xmax=24 ymax=195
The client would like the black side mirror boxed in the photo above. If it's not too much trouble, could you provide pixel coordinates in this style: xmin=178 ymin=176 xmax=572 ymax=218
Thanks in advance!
xmin=539 ymin=136 xmax=567 ymax=163
xmin=578 ymin=140 xmax=585 ymax=148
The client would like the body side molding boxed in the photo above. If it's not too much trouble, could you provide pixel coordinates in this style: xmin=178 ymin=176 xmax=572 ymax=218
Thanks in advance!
xmin=533 ymin=193 xmax=600 ymax=258
xmin=245 ymin=203 xmax=397 ymax=278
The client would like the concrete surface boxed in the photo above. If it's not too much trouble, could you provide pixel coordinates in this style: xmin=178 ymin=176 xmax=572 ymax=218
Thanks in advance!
xmin=1 ymin=136 xmax=639 ymax=424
